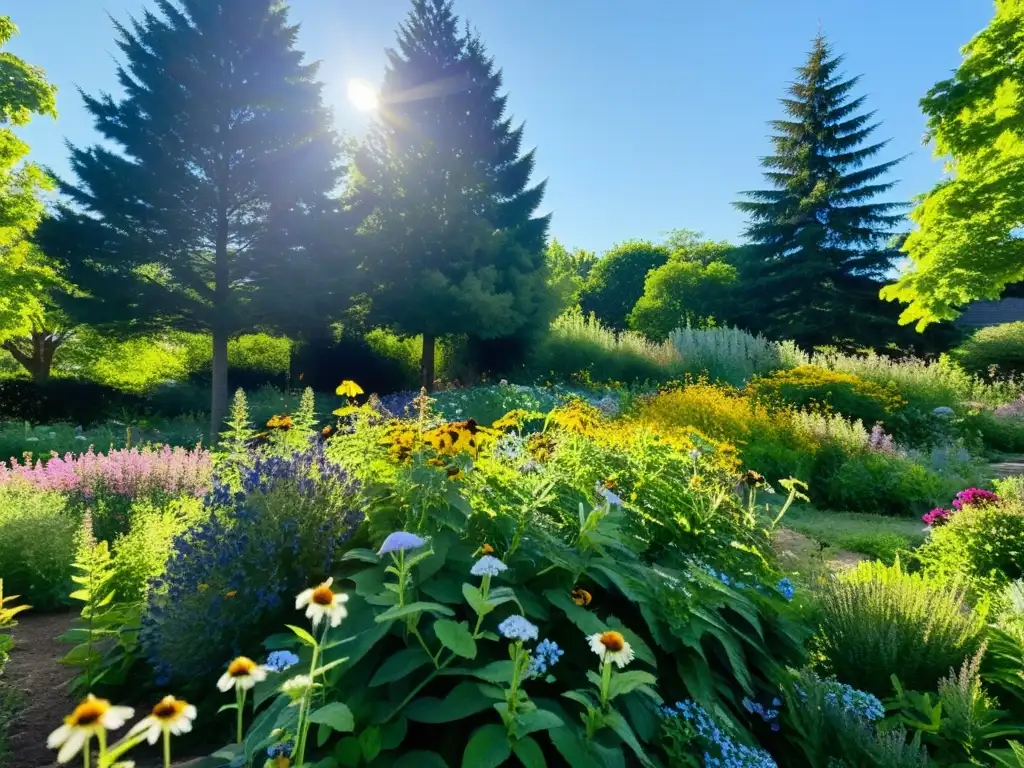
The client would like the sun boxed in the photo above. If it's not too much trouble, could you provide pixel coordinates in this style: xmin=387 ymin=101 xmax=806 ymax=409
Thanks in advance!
xmin=347 ymin=79 xmax=379 ymax=112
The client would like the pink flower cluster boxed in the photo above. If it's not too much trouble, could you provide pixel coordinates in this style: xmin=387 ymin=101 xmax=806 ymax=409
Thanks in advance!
xmin=0 ymin=445 xmax=211 ymax=500
xmin=922 ymin=487 xmax=1001 ymax=528
xmin=951 ymin=487 xmax=999 ymax=511
xmin=922 ymin=507 xmax=952 ymax=527
xmin=994 ymin=395 xmax=1024 ymax=420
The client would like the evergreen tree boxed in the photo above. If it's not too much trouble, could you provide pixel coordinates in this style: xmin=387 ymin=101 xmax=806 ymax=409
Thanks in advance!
xmin=35 ymin=0 xmax=342 ymax=440
xmin=351 ymin=0 xmax=552 ymax=388
xmin=734 ymin=35 xmax=906 ymax=349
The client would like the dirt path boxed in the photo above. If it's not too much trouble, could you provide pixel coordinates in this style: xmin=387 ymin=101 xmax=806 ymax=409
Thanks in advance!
xmin=5 ymin=612 xmax=76 ymax=768
xmin=991 ymin=456 xmax=1024 ymax=478
xmin=772 ymin=527 xmax=866 ymax=573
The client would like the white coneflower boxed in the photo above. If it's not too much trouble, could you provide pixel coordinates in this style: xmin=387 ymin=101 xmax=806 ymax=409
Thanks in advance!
xmin=281 ymin=674 xmax=315 ymax=704
xmin=588 ymin=630 xmax=635 ymax=669
xmin=217 ymin=656 xmax=268 ymax=692
xmin=126 ymin=695 xmax=197 ymax=744
xmin=47 ymin=695 xmax=134 ymax=764
xmin=295 ymin=577 xmax=349 ymax=628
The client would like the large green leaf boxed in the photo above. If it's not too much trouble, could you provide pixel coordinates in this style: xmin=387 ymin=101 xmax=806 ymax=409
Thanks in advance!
xmin=406 ymin=681 xmax=502 ymax=723
xmin=514 ymin=708 xmax=565 ymax=737
xmin=434 ymin=619 xmax=477 ymax=659
xmin=605 ymin=710 xmax=654 ymax=767
xmin=548 ymin=725 xmax=607 ymax=768
xmin=463 ymin=582 xmax=490 ymax=615
xmin=447 ymin=660 xmax=515 ymax=684
xmin=375 ymin=601 xmax=454 ymax=623
xmin=243 ymin=695 xmax=292 ymax=764
xmin=608 ymin=671 xmax=658 ymax=701
xmin=512 ymin=736 xmax=546 ymax=768
xmin=462 ymin=723 xmax=512 ymax=768
xmin=309 ymin=702 xmax=355 ymax=733
xmin=370 ymin=647 xmax=432 ymax=687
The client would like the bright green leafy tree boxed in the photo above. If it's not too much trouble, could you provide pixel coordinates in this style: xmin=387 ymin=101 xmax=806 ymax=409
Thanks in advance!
xmin=547 ymin=238 xmax=597 ymax=311
xmin=628 ymin=234 xmax=737 ymax=341
xmin=882 ymin=0 xmax=1024 ymax=328
xmin=36 ymin=0 xmax=342 ymax=439
xmin=734 ymin=35 xmax=906 ymax=348
xmin=350 ymin=0 xmax=553 ymax=388
xmin=0 ymin=16 xmax=63 ymax=380
xmin=579 ymin=240 xmax=670 ymax=332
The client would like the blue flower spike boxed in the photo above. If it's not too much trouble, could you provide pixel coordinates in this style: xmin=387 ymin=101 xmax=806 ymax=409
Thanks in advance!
xmin=265 ymin=650 xmax=300 ymax=673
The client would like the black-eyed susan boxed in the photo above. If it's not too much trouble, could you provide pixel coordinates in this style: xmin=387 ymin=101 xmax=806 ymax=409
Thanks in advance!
xmin=126 ymin=695 xmax=197 ymax=745
xmin=217 ymin=656 xmax=268 ymax=692
xmin=588 ymin=630 xmax=634 ymax=669
xmin=336 ymin=380 xmax=364 ymax=398
xmin=294 ymin=577 xmax=349 ymax=629
xmin=266 ymin=415 xmax=293 ymax=430
xmin=445 ymin=465 xmax=463 ymax=480
xmin=571 ymin=588 xmax=592 ymax=607
xmin=47 ymin=695 xmax=134 ymax=764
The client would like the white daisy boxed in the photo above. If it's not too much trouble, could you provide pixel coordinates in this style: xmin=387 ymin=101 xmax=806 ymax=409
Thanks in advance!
xmin=295 ymin=577 xmax=349 ymax=628
xmin=126 ymin=696 xmax=197 ymax=745
xmin=47 ymin=695 xmax=134 ymax=764
xmin=216 ymin=656 xmax=269 ymax=692
xmin=588 ymin=630 xmax=635 ymax=669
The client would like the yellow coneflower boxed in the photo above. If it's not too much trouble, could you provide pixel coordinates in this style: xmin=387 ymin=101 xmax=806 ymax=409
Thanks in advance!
xmin=336 ymin=380 xmax=364 ymax=398
xmin=588 ymin=630 xmax=634 ymax=669
xmin=216 ymin=656 xmax=268 ymax=692
xmin=445 ymin=466 xmax=463 ymax=480
xmin=47 ymin=695 xmax=134 ymax=764
xmin=126 ymin=695 xmax=197 ymax=744
xmin=571 ymin=588 xmax=592 ymax=607
xmin=294 ymin=577 xmax=349 ymax=629
xmin=266 ymin=415 xmax=293 ymax=430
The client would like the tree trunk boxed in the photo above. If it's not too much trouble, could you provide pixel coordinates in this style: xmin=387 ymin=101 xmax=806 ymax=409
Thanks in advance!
xmin=421 ymin=333 xmax=436 ymax=392
xmin=2 ymin=328 xmax=64 ymax=382
xmin=211 ymin=182 xmax=231 ymax=445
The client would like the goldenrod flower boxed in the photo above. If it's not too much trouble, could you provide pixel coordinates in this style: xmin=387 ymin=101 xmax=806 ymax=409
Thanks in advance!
xmin=47 ymin=695 xmax=134 ymax=764
xmin=571 ymin=588 xmax=592 ymax=607
xmin=266 ymin=415 xmax=293 ymax=430
xmin=126 ymin=696 xmax=197 ymax=744
xmin=217 ymin=656 xmax=268 ymax=692
xmin=294 ymin=577 xmax=349 ymax=628
xmin=336 ymin=380 xmax=364 ymax=398
xmin=588 ymin=630 xmax=634 ymax=669
xmin=480 ymin=543 xmax=495 ymax=555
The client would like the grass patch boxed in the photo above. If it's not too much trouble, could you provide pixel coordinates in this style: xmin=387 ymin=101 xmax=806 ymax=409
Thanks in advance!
xmin=0 ymin=665 xmax=21 ymax=768
xmin=780 ymin=505 xmax=928 ymax=564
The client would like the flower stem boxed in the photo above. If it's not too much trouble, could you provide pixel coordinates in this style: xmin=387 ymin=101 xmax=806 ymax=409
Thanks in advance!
xmin=83 ymin=734 xmax=91 ymax=768
xmin=162 ymin=729 xmax=171 ymax=768
xmin=599 ymin=660 xmax=613 ymax=711
xmin=295 ymin=624 xmax=325 ymax=767
xmin=236 ymin=687 xmax=246 ymax=744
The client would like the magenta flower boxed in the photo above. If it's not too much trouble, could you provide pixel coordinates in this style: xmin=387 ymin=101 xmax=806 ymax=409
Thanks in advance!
xmin=951 ymin=488 xmax=999 ymax=511
xmin=922 ymin=508 xmax=952 ymax=527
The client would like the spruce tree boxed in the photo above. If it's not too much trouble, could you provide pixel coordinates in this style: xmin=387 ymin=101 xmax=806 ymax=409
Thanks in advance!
xmin=35 ymin=0 xmax=342 ymax=440
xmin=351 ymin=0 xmax=553 ymax=388
xmin=734 ymin=35 xmax=906 ymax=349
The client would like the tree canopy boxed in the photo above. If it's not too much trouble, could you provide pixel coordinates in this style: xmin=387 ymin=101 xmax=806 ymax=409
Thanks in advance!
xmin=579 ymin=240 xmax=670 ymax=332
xmin=350 ymin=0 xmax=553 ymax=387
xmin=734 ymin=35 xmax=906 ymax=349
xmin=882 ymin=0 xmax=1024 ymax=329
xmin=36 ymin=0 xmax=343 ymax=436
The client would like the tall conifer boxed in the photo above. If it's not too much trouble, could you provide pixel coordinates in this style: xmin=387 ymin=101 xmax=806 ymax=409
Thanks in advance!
xmin=351 ymin=0 xmax=552 ymax=387
xmin=734 ymin=35 xmax=905 ymax=348
xmin=36 ymin=0 xmax=342 ymax=439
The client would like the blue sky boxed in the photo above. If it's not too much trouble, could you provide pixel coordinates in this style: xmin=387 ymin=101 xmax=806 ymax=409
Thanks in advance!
xmin=8 ymin=1 xmax=991 ymax=254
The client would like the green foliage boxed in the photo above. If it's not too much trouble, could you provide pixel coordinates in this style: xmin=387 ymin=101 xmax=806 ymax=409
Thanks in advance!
xmin=0 ymin=485 xmax=78 ymax=610
xmin=546 ymin=239 xmax=597 ymax=310
xmin=748 ymin=365 xmax=907 ymax=426
xmin=37 ymin=0 xmax=343 ymax=439
xmin=952 ymin=322 xmax=1024 ymax=378
xmin=780 ymin=506 xmax=927 ymax=564
xmin=813 ymin=560 xmax=987 ymax=697
xmin=532 ymin=310 xmax=678 ymax=385
xmin=669 ymin=326 xmax=796 ymax=387
xmin=0 ymin=580 xmax=28 ymax=663
xmin=735 ymin=34 xmax=905 ymax=349
xmin=779 ymin=668 xmax=928 ymax=768
xmin=579 ymin=240 xmax=669 ymax=331
xmin=628 ymin=236 xmax=737 ymax=341
xmin=350 ymin=0 xmax=553 ymax=385
xmin=918 ymin=495 xmax=1024 ymax=595
xmin=881 ymin=0 xmax=1024 ymax=328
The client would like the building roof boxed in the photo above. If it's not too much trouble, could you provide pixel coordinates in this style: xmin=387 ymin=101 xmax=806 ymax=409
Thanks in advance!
xmin=956 ymin=298 xmax=1024 ymax=328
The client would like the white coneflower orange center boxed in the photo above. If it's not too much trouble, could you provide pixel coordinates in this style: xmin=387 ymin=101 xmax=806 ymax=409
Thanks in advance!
xmin=228 ymin=657 xmax=257 ymax=677
xmin=311 ymin=585 xmax=335 ymax=605
xmin=151 ymin=697 xmax=187 ymax=720
xmin=599 ymin=631 xmax=625 ymax=652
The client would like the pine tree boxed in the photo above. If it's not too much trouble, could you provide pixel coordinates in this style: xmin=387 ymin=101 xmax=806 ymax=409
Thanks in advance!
xmin=351 ymin=0 xmax=553 ymax=388
xmin=35 ymin=0 xmax=343 ymax=441
xmin=734 ymin=35 xmax=906 ymax=349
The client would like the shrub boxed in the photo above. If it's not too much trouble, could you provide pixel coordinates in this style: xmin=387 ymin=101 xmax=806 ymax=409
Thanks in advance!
xmin=961 ymin=408 xmax=1024 ymax=453
xmin=669 ymin=325 xmax=793 ymax=387
xmin=952 ymin=321 xmax=1024 ymax=378
xmin=140 ymin=445 xmax=364 ymax=686
xmin=813 ymin=560 xmax=987 ymax=697
xmin=0 ymin=486 xmax=80 ymax=610
xmin=532 ymin=310 xmax=678 ymax=385
xmin=918 ymin=495 xmax=1024 ymax=595
xmin=748 ymin=365 xmax=907 ymax=426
